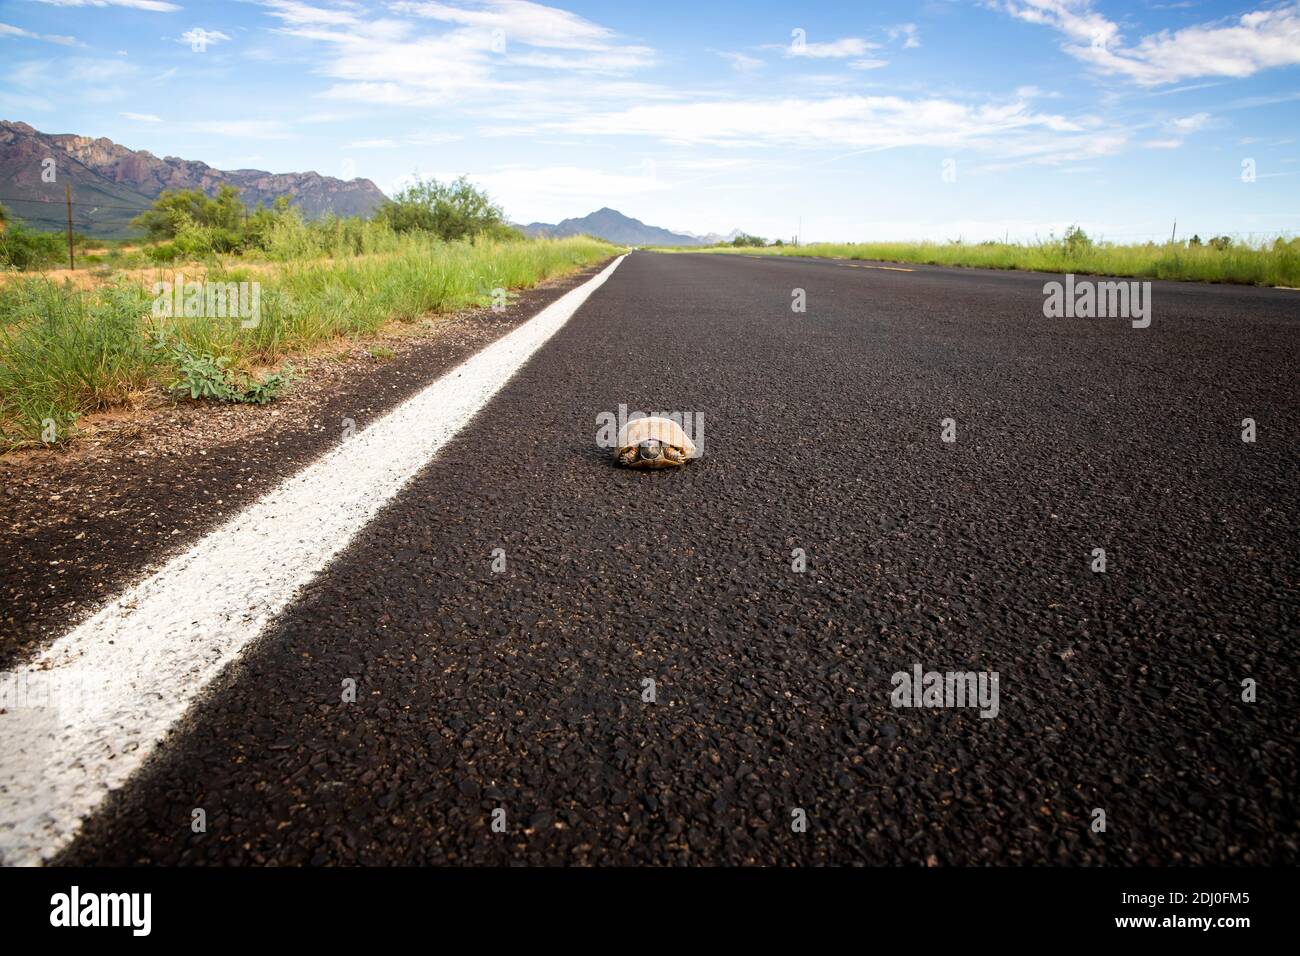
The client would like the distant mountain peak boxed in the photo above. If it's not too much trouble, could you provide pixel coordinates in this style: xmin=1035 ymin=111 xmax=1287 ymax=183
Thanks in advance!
xmin=514 ymin=207 xmax=731 ymax=246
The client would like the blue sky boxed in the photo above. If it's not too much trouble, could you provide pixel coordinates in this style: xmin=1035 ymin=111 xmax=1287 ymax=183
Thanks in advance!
xmin=2 ymin=0 xmax=1298 ymax=241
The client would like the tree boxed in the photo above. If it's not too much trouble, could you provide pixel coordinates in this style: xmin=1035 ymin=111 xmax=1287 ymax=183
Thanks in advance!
xmin=729 ymin=233 xmax=767 ymax=247
xmin=131 ymin=184 xmax=245 ymax=241
xmin=375 ymin=175 xmax=506 ymax=240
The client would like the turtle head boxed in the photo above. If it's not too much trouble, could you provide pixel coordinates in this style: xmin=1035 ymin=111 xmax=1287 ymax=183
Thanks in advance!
xmin=637 ymin=439 xmax=663 ymax=461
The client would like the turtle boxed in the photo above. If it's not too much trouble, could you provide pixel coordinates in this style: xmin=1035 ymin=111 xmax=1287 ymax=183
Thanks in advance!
xmin=615 ymin=416 xmax=697 ymax=469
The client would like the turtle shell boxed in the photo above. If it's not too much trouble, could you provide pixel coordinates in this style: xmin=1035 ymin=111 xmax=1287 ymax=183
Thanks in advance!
xmin=615 ymin=416 xmax=697 ymax=467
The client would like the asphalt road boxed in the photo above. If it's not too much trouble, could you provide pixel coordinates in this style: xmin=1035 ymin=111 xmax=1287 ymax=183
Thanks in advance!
xmin=50 ymin=251 xmax=1300 ymax=864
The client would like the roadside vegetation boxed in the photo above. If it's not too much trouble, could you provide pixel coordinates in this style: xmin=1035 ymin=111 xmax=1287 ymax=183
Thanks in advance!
xmin=0 ymin=180 xmax=618 ymax=450
xmin=665 ymin=226 xmax=1300 ymax=287
xmin=0 ymin=202 xmax=73 ymax=270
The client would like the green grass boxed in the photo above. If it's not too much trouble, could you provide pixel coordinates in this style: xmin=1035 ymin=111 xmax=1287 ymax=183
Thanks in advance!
xmin=0 ymin=234 xmax=617 ymax=449
xmin=667 ymin=237 xmax=1300 ymax=287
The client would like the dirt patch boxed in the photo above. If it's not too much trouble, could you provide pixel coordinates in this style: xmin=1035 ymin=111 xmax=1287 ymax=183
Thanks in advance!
xmin=0 ymin=258 xmax=613 ymax=669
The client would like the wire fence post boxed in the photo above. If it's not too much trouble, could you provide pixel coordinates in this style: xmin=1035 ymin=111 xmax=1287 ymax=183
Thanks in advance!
xmin=65 ymin=184 xmax=75 ymax=270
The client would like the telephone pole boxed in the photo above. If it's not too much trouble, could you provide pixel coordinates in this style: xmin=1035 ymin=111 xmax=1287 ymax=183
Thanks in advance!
xmin=65 ymin=183 xmax=75 ymax=271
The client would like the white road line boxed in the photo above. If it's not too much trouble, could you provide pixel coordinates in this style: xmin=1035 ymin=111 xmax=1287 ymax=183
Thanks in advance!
xmin=0 ymin=254 xmax=625 ymax=866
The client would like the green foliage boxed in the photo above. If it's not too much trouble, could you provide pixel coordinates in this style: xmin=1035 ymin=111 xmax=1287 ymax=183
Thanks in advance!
xmin=131 ymin=184 xmax=245 ymax=241
xmin=151 ymin=333 xmax=293 ymax=405
xmin=375 ymin=176 xmax=506 ymax=240
xmin=1 ymin=235 xmax=617 ymax=448
xmin=684 ymin=233 xmax=1300 ymax=287
xmin=130 ymin=188 xmax=311 ymax=259
xmin=0 ymin=221 xmax=66 ymax=270
xmin=1060 ymin=224 xmax=1093 ymax=256
xmin=729 ymin=233 xmax=767 ymax=247
xmin=258 ymin=209 xmax=405 ymax=261
xmin=0 ymin=278 xmax=156 ymax=448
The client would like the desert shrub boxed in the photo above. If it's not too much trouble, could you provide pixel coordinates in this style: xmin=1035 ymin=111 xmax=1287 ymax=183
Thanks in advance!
xmin=375 ymin=176 xmax=506 ymax=240
xmin=0 ymin=222 xmax=66 ymax=270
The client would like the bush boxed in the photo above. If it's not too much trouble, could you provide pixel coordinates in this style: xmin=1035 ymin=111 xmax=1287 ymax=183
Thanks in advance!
xmin=131 ymin=184 xmax=245 ymax=241
xmin=0 ymin=222 xmax=66 ymax=270
xmin=375 ymin=176 xmax=506 ymax=240
xmin=730 ymin=233 xmax=767 ymax=247
xmin=1061 ymin=224 xmax=1093 ymax=256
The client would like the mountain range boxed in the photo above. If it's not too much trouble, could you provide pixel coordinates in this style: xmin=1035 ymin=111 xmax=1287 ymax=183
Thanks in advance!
xmin=0 ymin=122 xmax=742 ymax=246
xmin=515 ymin=207 xmax=743 ymax=247
xmin=0 ymin=121 xmax=388 ymax=238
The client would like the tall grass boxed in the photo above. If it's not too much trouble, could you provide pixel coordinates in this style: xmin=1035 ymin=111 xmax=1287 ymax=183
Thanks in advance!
xmin=683 ymin=237 xmax=1300 ymax=287
xmin=0 ymin=235 xmax=617 ymax=448
xmin=0 ymin=280 xmax=158 ymax=442
xmin=258 ymin=213 xmax=408 ymax=261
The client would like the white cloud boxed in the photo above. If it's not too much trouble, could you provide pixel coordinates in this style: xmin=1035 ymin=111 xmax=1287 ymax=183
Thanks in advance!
xmin=392 ymin=0 xmax=637 ymax=51
xmin=34 ymin=0 xmax=180 ymax=11
xmin=1143 ymin=138 xmax=1184 ymax=148
xmin=848 ymin=59 xmax=890 ymax=70
xmin=0 ymin=21 xmax=78 ymax=45
xmin=889 ymin=24 xmax=921 ymax=48
xmin=1168 ymin=111 xmax=1211 ymax=132
xmin=719 ymin=51 xmax=763 ymax=72
xmin=1002 ymin=1 xmax=1300 ymax=85
xmin=120 ymin=110 xmax=162 ymax=122
xmin=257 ymin=1 xmax=361 ymax=27
xmin=266 ymin=0 xmax=656 ymax=106
xmin=539 ymin=94 xmax=1101 ymax=157
xmin=507 ymin=47 xmax=654 ymax=71
xmin=180 ymin=28 xmax=232 ymax=49
xmin=787 ymin=36 xmax=877 ymax=59
xmin=347 ymin=138 xmax=399 ymax=148
xmin=7 ymin=56 xmax=139 ymax=103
